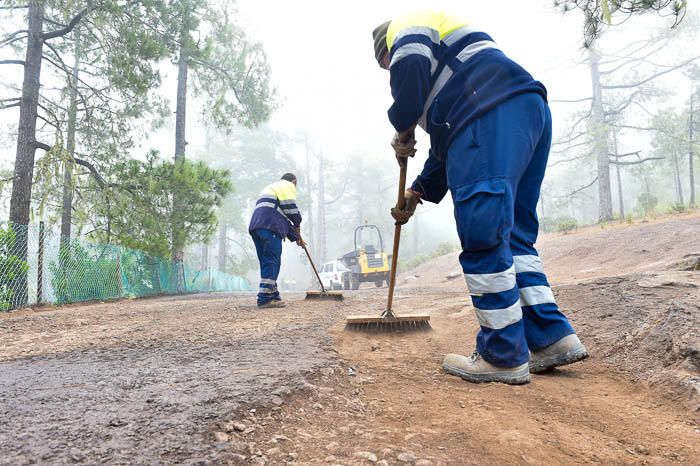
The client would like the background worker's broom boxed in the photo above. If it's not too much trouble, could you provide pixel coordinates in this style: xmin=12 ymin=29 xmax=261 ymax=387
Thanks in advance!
xmin=302 ymin=238 xmax=344 ymax=301
xmin=345 ymin=153 xmax=430 ymax=331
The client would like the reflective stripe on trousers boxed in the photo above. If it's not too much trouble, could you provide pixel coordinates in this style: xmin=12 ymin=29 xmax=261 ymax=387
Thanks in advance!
xmin=251 ymin=228 xmax=283 ymax=305
xmin=448 ymin=93 xmax=575 ymax=368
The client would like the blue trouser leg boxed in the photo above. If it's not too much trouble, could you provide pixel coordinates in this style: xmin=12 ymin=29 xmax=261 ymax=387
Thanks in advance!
xmin=250 ymin=229 xmax=282 ymax=305
xmin=510 ymin=105 xmax=575 ymax=350
xmin=446 ymin=93 xmax=574 ymax=368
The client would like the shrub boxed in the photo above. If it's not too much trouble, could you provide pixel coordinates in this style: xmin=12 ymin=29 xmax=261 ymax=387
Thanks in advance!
xmin=49 ymin=242 xmax=121 ymax=304
xmin=668 ymin=202 xmax=687 ymax=214
xmin=399 ymin=242 xmax=460 ymax=271
xmin=636 ymin=193 xmax=658 ymax=216
xmin=0 ymin=226 xmax=29 ymax=311
xmin=539 ymin=216 xmax=558 ymax=233
xmin=556 ymin=217 xmax=578 ymax=234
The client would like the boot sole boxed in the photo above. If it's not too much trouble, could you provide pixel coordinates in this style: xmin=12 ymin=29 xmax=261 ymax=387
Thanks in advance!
xmin=443 ymin=363 xmax=530 ymax=385
xmin=529 ymin=347 xmax=589 ymax=373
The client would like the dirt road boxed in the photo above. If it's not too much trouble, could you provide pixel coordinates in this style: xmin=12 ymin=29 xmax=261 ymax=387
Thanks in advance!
xmin=1 ymin=214 xmax=699 ymax=465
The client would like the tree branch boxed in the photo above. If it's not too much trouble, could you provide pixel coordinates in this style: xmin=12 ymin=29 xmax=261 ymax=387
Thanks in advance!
xmin=566 ymin=176 xmax=599 ymax=197
xmin=608 ymin=150 xmax=640 ymax=158
xmin=0 ymin=59 xmax=25 ymax=66
xmin=191 ymin=57 xmax=245 ymax=104
xmin=600 ymin=37 xmax=670 ymax=75
xmin=0 ymin=101 xmax=20 ymax=110
xmin=42 ymin=7 xmax=90 ymax=40
xmin=36 ymin=112 xmax=59 ymax=129
xmin=548 ymin=151 xmax=593 ymax=167
xmin=609 ymin=156 xmax=664 ymax=166
xmin=602 ymin=55 xmax=700 ymax=90
xmin=601 ymin=37 xmax=655 ymax=62
xmin=605 ymin=90 xmax=642 ymax=116
xmin=552 ymin=131 xmax=588 ymax=146
xmin=324 ymin=179 xmax=349 ymax=205
xmin=36 ymin=101 xmax=63 ymax=128
xmin=550 ymin=139 xmax=593 ymax=154
xmin=42 ymin=16 xmax=68 ymax=28
xmin=550 ymin=96 xmax=593 ymax=104
xmin=0 ymin=29 xmax=28 ymax=48
xmin=33 ymin=141 xmax=52 ymax=151
xmin=74 ymin=157 xmax=106 ymax=188
xmin=611 ymin=124 xmax=656 ymax=131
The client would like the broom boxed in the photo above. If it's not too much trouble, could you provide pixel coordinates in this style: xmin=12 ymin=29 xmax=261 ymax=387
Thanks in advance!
xmin=345 ymin=155 xmax=430 ymax=331
xmin=302 ymin=238 xmax=344 ymax=301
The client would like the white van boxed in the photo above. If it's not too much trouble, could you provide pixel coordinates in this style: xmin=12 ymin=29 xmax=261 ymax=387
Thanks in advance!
xmin=318 ymin=261 xmax=350 ymax=290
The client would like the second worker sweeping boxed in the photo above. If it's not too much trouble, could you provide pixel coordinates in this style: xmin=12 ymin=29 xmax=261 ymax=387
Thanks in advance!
xmin=249 ymin=173 xmax=305 ymax=308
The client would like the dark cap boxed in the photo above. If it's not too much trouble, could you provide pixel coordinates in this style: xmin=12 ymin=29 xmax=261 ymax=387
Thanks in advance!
xmin=372 ymin=21 xmax=391 ymax=66
xmin=281 ymin=173 xmax=297 ymax=184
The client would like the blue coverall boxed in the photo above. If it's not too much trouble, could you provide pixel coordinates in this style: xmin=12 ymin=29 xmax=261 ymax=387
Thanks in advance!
xmin=385 ymin=12 xmax=576 ymax=367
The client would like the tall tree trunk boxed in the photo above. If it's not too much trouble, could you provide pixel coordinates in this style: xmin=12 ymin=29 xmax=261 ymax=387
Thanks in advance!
xmin=569 ymin=197 xmax=575 ymax=218
xmin=171 ymin=39 xmax=188 ymax=290
xmin=317 ymin=151 xmax=326 ymax=265
xmin=8 ymin=0 xmax=45 ymax=308
xmin=60 ymin=26 xmax=81 ymax=245
xmin=612 ymin=130 xmax=625 ymax=217
xmin=640 ymin=155 xmax=651 ymax=194
xmin=589 ymin=47 xmax=613 ymax=221
xmin=615 ymin=162 xmax=624 ymax=217
xmin=672 ymin=151 xmax=684 ymax=205
xmin=689 ymin=85 xmax=696 ymax=208
xmin=201 ymin=243 xmax=208 ymax=270
xmin=218 ymin=220 xmax=227 ymax=272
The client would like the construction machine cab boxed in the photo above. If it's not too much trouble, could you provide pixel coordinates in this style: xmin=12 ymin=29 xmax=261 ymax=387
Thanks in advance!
xmin=339 ymin=224 xmax=391 ymax=290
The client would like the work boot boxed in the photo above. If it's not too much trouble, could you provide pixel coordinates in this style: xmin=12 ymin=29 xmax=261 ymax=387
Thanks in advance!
xmin=258 ymin=301 xmax=286 ymax=309
xmin=529 ymin=334 xmax=589 ymax=373
xmin=443 ymin=351 xmax=530 ymax=385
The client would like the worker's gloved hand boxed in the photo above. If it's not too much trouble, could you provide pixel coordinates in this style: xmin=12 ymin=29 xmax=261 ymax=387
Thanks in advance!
xmin=295 ymin=227 xmax=306 ymax=247
xmin=391 ymin=127 xmax=417 ymax=165
xmin=391 ymin=189 xmax=422 ymax=225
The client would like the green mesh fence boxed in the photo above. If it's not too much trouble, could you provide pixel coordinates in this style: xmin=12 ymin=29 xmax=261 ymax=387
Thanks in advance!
xmin=0 ymin=222 xmax=254 ymax=311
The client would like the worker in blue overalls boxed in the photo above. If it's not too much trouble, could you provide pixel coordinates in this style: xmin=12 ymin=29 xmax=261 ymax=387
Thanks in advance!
xmin=373 ymin=11 xmax=588 ymax=384
xmin=249 ymin=173 xmax=304 ymax=308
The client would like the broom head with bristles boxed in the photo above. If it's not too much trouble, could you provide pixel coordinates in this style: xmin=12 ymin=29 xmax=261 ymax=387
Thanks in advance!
xmin=345 ymin=313 xmax=431 ymax=331
xmin=305 ymin=290 xmax=344 ymax=301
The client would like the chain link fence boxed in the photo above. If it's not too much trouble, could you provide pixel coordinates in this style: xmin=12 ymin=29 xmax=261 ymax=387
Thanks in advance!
xmin=0 ymin=222 xmax=253 ymax=311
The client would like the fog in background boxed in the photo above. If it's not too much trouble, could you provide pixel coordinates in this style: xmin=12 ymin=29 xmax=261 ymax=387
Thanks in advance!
xmin=1 ymin=1 xmax=698 ymax=288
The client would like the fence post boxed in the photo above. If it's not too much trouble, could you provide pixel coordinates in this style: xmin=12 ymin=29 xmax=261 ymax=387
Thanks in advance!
xmin=182 ymin=261 xmax=187 ymax=293
xmin=116 ymin=252 xmax=124 ymax=298
xmin=37 ymin=222 xmax=45 ymax=305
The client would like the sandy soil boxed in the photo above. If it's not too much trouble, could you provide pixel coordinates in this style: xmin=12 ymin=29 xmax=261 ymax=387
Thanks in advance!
xmin=1 ymin=213 xmax=699 ymax=465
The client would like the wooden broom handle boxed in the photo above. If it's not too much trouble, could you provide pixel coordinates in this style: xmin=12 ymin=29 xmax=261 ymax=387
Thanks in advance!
xmin=300 ymin=236 xmax=327 ymax=293
xmin=386 ymin=158 xmax=407 ymax=313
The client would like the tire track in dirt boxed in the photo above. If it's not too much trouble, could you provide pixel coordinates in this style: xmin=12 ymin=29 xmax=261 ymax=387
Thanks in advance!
xmin=1 ymin=214 xmax=699 ymax=465
xmin=0 ymin=293 xmax=343 ymax=465
xmin=222 ymin=287 xmax=699 ymax=465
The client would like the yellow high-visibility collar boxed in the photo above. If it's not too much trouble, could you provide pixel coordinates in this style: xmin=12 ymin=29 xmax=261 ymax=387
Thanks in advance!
xmin=386 ymin=10 xmax=467 ymax=51
xmin=263 ymin=180 xmax=297 ymax=202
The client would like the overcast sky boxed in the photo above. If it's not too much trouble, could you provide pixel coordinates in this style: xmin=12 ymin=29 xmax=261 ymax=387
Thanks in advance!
xmin=2 ymin=1 xmax=690 ymax=176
